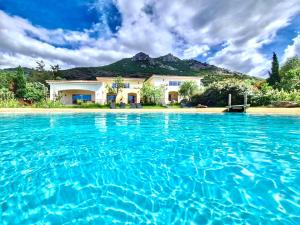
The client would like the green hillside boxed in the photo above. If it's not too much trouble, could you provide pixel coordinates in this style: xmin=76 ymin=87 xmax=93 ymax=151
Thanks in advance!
xmin=3 ymin=52 xmax=259 ymax=86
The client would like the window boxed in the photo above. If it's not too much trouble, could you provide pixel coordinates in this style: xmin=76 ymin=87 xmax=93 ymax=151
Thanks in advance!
xmin=169 ymin=81 xmax=181 ymax=86
xmin=112 ymin=83 xmax=130 ymax=88
xmin=72 ymin=94 xmax=92 ymax=104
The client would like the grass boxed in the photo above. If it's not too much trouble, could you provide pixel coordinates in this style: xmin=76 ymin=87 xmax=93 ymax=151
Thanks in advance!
xmin=0 ymin=100 xmax=182 ymax=109
xmin=69 ymin=103 xmax=109 ymax=109
xmin=0 ymin=99 xmax=22 ymax=108
xmin=69 ymin=103 xmax=181 ymax=109
xmin=143 ymin=104 xmax=181 ymax=109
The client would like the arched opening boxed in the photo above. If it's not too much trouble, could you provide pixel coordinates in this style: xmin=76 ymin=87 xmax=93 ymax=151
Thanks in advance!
xmin=58 ymin=89 xmax=95 ymax=105
xmin=128 ymin=93 xmax=137 ymax=103
xmin=168 ymin=91 xmax=178 ymax=103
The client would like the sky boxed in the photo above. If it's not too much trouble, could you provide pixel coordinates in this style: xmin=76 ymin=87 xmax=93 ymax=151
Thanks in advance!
xmin=0 ymin=0 xmax=300 ymax=77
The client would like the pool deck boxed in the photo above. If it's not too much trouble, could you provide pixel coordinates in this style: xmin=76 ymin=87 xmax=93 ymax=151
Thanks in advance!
xmin=0 ymin=107 xmax=300 ymax=115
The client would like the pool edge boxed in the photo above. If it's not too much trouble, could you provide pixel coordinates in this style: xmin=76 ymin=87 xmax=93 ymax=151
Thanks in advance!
xmin=0 ymin=107 xmax=300 ymax=115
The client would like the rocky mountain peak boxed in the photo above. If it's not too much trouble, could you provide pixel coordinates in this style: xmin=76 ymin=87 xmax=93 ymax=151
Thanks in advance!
xmin=159 ymin=53 xmax=180 ymax=62
xmin=131 ymin=52 xmax=151 ymax=61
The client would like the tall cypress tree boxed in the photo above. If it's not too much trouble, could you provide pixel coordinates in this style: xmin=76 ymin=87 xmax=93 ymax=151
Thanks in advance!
xmin=267 ymin=52 xmax=280 ymax=87
xmin=14 ymin=66 xmax=27 ymax=99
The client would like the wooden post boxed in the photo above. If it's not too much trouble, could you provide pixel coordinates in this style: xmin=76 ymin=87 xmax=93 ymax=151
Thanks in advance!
xmin=228 ymin=94 xmax=232 ymax=107
xmin=244 ymin=92 xmax=248 ymax=112
xmin=228 ymin=94 xmax=232 ymax=112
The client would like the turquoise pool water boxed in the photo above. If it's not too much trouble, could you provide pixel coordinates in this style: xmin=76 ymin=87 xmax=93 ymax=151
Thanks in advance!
xmin=0 ymin=113 xmax=300 ymax=224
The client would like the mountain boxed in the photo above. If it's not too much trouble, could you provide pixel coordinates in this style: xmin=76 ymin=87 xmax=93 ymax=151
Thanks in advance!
xmin=61 ymin=52 xmax=256 ymax=85
xmin=3 ymin=52 xmax=258 ymax=86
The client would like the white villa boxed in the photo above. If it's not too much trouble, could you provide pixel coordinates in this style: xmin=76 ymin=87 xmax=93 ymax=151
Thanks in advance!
xmin=47 ymin=75 xmax=202 ymax=105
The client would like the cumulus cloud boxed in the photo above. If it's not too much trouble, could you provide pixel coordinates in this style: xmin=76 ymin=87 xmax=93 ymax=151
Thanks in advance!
xmin=283 ymin=34 xmax=300 ymax=61
xmin=182 ymin=45 xmax=210 ymax=59
xmin=0 ymin=0 xmax=300 ymax=77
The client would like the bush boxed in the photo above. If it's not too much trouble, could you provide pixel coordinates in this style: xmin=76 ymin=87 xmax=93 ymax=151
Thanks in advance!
xmin=32 ymin=100 xmax=64 ymax=108
xmin=279 ymin=67 xmax=300 ymax=91
xmin=0 ymin=99 xmax=21 ymax=108
xmin=0 ymin=71 xmax=15 ymax=90
xmin=191 ymin=79 xmax=300 ymax=107
xmin=73 ymin=102 xmax=107 ymax=108
xmin=279 ymin=56 xmax=300 ymax=78
xmin=192 ymin=79 xmax=257 ymax=106
xmin=24 ymin=82 xmax=48 ymax=102
xmin=179 ymin=81 xmax=199 ymax=101
xmin=251 ymin=89 xmax=300 ymax=106
xmin=141 ymin=81 xmax=164 ymax=105
xmin=0 ymin=88 xmax=15 ymax=101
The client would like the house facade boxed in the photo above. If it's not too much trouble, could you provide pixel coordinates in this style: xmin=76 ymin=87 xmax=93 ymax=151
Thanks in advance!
xmin=96 ymin=77 xmax=144 ymax=104
xmin=147 ymin=75 xmax=203 ymax=104
xmin=47 ymin=75 xmax=202 ymax=105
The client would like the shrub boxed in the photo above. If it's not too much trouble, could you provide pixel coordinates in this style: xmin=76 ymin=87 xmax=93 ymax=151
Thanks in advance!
xmin=192 ymin=79 xmax=257 ymax=106
xmin=73 ymin=102 xmax=107 ymax=108
xmin=141 ymin=81 xmax=164 ymax=105
xmin=279 ymin=67 xmax=300 ymax=91
xmin=280 ymin=56 xmax=300 ymax=78
xmin=251 ymin=89 xmax=300 ymax=106
xmin=32 ymin=99 xmax=64 ymax=108
xmin=0 ymin=99 xmax=21 ymax=108
xmin=0 ymin=71 xmax=15 ymax=90
xmin=0 ymin=88 xmax=15 ymax=101
xmin=24 ymin=82 xmax=48 ymax=102
xmin=179 ymin=81 xmax=199 ymax=101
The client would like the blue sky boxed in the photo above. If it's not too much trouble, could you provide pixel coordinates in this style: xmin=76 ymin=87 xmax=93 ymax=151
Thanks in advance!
xmin=0 ymin=0 xmax=99 ymax=30
xmin=0 ymin=0 xmax=300 ymax=77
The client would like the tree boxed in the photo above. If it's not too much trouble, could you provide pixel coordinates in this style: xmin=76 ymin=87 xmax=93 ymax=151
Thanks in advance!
xmin=280 ymin=67 xmax=300 ymax=90
xmin=28 ymin=61 xmax=52 ymax=85
xmin=140 ymin=81 xmax=152 ymax=103
xmin=278 ymin=56 xmax=300 ymax=90
xmin=140 ymin=81 xmax=164 ymax=104
xmin=14 ymin=66 xmax=27 ymax=99
xmin=152 ymin=86 xmax=164 ymax=104
xmin=50 ymin=64 xmax=62 ymax=80
xmin=112 ymin=76 xmax=125 ymax=100
xmin=36 ymin=60 xmax=46 ymax=72
xmin=267 ymin=52 xmax=280 ymax=87
xmin=280 ymin=56 xmax=300 ymax=77
xmin=179 ymin=81 xmax=199 ymax=101
xmin=24 ymin=82 xmax=48 ymax=102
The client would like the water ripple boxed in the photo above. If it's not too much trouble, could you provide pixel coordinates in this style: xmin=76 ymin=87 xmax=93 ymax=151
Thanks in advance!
xmin=0 ymin=113 xmax=300 ymax=224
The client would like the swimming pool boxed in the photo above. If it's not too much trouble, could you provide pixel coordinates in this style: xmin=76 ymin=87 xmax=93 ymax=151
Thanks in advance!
xmin=0 ymin=113 xmax=299 ymax=224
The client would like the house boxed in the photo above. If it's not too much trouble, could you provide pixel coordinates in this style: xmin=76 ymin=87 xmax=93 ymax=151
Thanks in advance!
xmin=96 ymin=77 xmax=145 ymax=104
xmin=147 ymin=75 xmax=203 ymax=104
xmin=47 ymin=80 xmax=103 ymax=105
xmin=47 ymin=75 xmax=202 ymax=105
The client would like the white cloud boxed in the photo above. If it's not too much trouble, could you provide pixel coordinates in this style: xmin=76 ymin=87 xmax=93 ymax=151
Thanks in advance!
xmin=0 ymin=10 xmax=134 ymax=69
xmin=0 ymin=0 xmax=300 ymax=77
xmin=208 ymin=42 xmax=269 ymax=77
xmin=182 ymin=45 xmax=210 ymax=59
xmin=283 ymin=34 xmax=300 ymax=61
